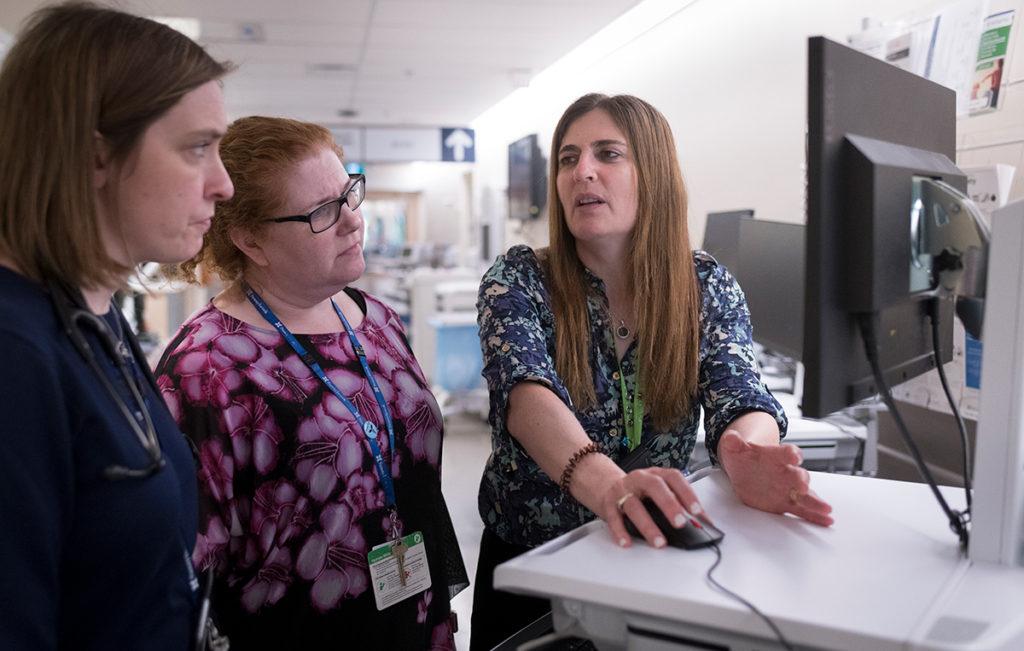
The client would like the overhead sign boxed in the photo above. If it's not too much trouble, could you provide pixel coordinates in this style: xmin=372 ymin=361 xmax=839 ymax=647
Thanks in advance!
xmin=442 ymin=127 xmax=475 ymax=162
xmin=365 ymin=127 xmax=439 ymax=163
xmin=330 ymin=127 xmax=365 ymax=161
xmin=327 ymin=125 xmax=475 ymax=163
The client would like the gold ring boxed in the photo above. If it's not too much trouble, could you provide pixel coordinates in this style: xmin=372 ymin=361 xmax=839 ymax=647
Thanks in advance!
xmin=615 ymin=492 xmax=636 ymax=512
xmin=789 ymin=487 xmax=800 ymax=505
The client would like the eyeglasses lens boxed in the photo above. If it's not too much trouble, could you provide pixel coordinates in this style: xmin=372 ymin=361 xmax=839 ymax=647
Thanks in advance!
xmin=309 ymin=202 xmax=341 ymax=233
xmin=346 ymin=178 xmax=365 ymax=211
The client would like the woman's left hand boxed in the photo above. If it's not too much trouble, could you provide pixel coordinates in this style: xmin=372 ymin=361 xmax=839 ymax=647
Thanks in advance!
xmin=717 ymin=429 xmax=834 ymax=526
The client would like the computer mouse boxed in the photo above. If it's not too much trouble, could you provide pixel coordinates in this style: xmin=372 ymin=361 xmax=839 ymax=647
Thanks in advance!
xmin=623 ymin=497 xmax=724 ymax=549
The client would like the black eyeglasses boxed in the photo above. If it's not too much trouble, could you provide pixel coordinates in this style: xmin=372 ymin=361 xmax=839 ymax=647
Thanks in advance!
xmin=265 ymin=174 xmax=365 ymax=234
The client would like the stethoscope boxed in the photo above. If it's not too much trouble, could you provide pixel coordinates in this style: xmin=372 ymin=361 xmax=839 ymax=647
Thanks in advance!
xmin=47 ymin=278 xmax=165 ymax=480
xmin=48 ymin=279 xmax=219 ymax=649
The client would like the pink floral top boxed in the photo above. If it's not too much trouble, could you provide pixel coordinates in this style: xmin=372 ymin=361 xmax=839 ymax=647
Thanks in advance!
xmin=156 ymin=289 xmax=467 ymax=650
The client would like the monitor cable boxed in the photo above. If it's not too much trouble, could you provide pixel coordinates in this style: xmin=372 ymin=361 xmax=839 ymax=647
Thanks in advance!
xmin=857 ymin=313 xmax=970 ymax=550
xmin=927 ymin=297 xmax=973 ymax=516
xmin=704 ymin=543 xmax=795 ymax=651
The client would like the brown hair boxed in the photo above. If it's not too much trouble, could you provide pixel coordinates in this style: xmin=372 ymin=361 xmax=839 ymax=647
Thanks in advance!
xmin=546 ymin=93 xmax=701 ymax=429
xmin=175 ymin=116 xmax=342 ymax=284
xmin=0 ymin=2 xmax=232 ymax=288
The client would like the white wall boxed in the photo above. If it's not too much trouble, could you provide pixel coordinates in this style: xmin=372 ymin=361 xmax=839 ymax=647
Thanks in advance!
xmin=472 ymin=0 xmax=1024 ymax=249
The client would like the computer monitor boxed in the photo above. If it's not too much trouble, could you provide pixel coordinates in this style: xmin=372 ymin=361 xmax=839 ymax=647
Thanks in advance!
xmin=802 ymin=36 xmax=960 ymax=419
xmin=701 ymin=209 xmax=753 ymax=275
xmin=508 ymin=134 xmax=547 ymax=220
xmin=802 ymin=38 xmax=1022 ymax=568
xmin=735 ymin=219 xmax=804 ymax=361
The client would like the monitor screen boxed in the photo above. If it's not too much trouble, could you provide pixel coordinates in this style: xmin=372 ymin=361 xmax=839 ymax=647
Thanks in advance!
xmin=701 ymin=209 xmax=753 ymax=276
xmin=508 ymin=134 xmax=546 ymax=220
xmin=802 ymin=36 xmax=958 ymax=418
xmin=735 ymin=219 xmax=804 ymax=361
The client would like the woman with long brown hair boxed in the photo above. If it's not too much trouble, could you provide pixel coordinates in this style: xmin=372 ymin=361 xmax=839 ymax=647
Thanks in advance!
xmin=471 ymin=93 xmax=833 ymax=649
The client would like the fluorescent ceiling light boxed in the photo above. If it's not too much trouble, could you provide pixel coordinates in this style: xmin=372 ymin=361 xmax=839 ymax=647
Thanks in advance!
xmin=474 ymin=0 xmax=696 ymax=124
xmin=531 ymin=0 xmax=696 ymax=90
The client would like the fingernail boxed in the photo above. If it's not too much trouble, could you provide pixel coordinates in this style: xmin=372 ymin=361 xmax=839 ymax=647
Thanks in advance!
xmin=673 ymin=513 xmax=687 ymax=528
xmin=619 ymin=537 xmax=629 ymax=547
xmin=654 ymin=536 xmax=666 ymax=548
xmin=689 ymin=503 xmax=704 ymax=516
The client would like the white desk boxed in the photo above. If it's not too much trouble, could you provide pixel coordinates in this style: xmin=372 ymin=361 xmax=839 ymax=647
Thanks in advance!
xmin=495 ymin=471 xmax=1024 ymax=650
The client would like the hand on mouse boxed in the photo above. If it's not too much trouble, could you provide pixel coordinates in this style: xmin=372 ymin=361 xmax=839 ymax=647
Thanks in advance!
xmin=597 ymin=467 xmax=707 ymax=549
xmin=717 ymin=429 xmax=834 ymax=526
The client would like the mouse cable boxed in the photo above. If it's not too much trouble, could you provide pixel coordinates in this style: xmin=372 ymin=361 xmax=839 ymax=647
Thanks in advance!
xmin=705 ymin=543 xmax=795 ymax=651
xmin=926 ymin=298 xmax=973 ymax=515
xmin=857 ymin=313 xmax=970 ymax=550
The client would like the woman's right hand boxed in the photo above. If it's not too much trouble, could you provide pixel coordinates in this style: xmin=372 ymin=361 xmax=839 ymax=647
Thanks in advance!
xmin=506 ymin=384 xmax=710 ymax=549
xmin=584 ymin=463 xmax=708 ymax=549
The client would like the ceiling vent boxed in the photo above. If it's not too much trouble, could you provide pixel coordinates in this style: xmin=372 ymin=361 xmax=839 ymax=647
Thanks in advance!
xmin=307 ymin=62 xmax=358 ymax=77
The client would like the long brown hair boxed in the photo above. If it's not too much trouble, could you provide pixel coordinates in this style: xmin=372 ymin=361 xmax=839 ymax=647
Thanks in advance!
xmin=546 ymin=93 xmax=701 ymax=430
xmin=0 ymin=2 xmax=232 ymax=288
xmin=174 ymin=116 xmax=343 ymax=284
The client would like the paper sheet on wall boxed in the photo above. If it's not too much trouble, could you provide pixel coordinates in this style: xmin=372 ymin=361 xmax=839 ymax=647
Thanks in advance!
xmin=928 ymin=0 xmax=990 ymax=116
xmin=885 ymin=17 xmax=939 ymax=76
xmin=849 ymin=0 xmax=989 ymax=116
xmin=968 ymin=10 xmax=1015 ymax=114
xmin=963 ymin=164 xmax=1017 ymax=220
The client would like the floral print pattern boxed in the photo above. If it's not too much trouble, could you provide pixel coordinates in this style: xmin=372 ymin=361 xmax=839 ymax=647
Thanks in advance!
xmin=477 ymin=245 xmax=787 ymax=548
xmin=157 ymin=289 xmax=467 ymax=648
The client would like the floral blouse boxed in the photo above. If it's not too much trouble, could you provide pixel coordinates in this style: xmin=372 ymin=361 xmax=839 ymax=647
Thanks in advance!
xmin=477 ymin=245 xmax=787 ymax=548
xmin=156 ymin=289 xmax=467 ymax=650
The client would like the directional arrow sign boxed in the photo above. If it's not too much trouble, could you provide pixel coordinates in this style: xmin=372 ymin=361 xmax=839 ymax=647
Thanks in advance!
xmin=442 ymin=127 xmax=475 ymax=162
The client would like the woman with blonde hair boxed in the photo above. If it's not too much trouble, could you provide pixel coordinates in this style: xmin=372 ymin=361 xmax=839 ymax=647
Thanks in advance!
xmin=0 ymin=3 xmax=234 ymax=648
xmin=156 ymin=115 xmax=467 ymax=650
xmin=471 ymin=93 xmax=833 ymax=648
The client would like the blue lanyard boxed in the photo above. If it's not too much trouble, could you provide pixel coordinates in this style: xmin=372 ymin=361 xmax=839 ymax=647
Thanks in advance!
xmin=243 ymin=283 xmax=397 ymax=509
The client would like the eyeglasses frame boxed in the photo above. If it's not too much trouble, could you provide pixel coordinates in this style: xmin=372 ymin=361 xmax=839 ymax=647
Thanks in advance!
xmin=264 ymin=173 xmax=366 ymax=234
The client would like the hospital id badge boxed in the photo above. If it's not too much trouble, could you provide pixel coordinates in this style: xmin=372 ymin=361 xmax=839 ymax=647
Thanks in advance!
xmin=368 ymin=531 xmax=431 ymax=611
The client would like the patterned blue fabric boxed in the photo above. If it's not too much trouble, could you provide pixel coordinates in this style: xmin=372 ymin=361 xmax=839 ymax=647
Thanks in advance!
xmin=476 ymin=245 xmax=787 ymax=547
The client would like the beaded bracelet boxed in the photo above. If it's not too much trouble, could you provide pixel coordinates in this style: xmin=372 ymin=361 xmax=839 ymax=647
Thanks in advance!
xmin=559 ymin=442 xmax=602 ymax=492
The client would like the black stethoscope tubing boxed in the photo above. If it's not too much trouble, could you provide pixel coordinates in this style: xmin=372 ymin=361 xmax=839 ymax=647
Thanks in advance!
xmin=46 ymin=279 xmax=165 ymax=481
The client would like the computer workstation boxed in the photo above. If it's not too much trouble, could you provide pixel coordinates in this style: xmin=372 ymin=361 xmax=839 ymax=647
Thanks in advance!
xmin=495 ymin=36 xmax=1024 ymax=650
xmin=697 ymin=206 xmax=870 ymax=475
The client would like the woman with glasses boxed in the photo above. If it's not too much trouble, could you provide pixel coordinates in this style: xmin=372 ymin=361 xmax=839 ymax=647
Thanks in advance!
xmin=156 ymin=116 xmax=468 ymax=650
xmin=0 ymin=4 xmax=234 ymax=649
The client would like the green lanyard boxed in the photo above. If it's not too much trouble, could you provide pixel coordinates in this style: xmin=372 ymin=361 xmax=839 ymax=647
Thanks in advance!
xmin=617 ymin=361 xmax=645 ymax=451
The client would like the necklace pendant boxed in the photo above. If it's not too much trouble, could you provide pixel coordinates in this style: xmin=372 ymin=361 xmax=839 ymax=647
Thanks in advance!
xmin=615 ymin=319 xmax=631 ymax=340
